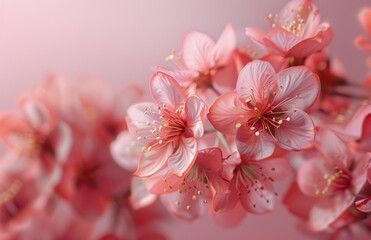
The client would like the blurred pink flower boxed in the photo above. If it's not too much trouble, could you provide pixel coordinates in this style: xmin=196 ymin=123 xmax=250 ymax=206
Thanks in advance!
xmin=297 ymin=128 xmax=370 ymax=231
xmin=0 ymin=96 xmax=72 ymax=174
xmin=154 ymin=24 xmax=238 ymax=103
xmin=246 ymin=0 xmax=333 ymax=59
xmin=55 ymin=135 xmax=131 ymax=219
xmin=146 ymin=147 xmax=228 ymax=220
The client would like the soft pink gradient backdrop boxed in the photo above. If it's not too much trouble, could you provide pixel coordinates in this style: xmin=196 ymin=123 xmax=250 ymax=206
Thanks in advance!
xmin=0 ymin=1 xmax=369 ymax=239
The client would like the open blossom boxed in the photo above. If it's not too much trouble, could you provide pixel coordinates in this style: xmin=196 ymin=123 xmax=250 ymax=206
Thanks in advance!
xmin=208 ymin=60 xmax=319 ymax=158
xmin=213 ymin=140 xmax=292 ymax=223
xmin=296 ymin=128 xmax=370 ymax=231
xmin=155 ymin=24 xmax=238 ymax=101
xmin=0 ymin=96 xmax=72 ymax=174
xmin=127 ymin=72 xmax=207 ymax=177
xmin=245 ymin=0 xmax=333 ymax=59
xmin=55 ymin=134 xmax=131 ymax=219
xmin=145 ymin=148 xmax=228 ymax=220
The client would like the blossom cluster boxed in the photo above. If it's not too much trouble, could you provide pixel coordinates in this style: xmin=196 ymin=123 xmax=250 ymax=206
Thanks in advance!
xmin=0 ymin=77 xmax=167 ymax=239
xmin=0 ymin=0 xmax=371 ymax=239
xmin=116 ymin=0 xmax=371 ymax=238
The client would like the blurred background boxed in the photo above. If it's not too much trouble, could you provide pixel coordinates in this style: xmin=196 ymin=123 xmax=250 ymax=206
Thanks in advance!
xmin=0 ymin=0 xmax=369 ymax=239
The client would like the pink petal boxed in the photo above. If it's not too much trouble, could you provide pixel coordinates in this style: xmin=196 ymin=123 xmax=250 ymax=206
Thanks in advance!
xmin=356 ymin=36 xmax=371 ymax=52
xmin=184 ymin=95 xmax=207 ymax=138
xmin=245 ymin=27 xmax=267 ymax=49
xmin=208 ymin=171 xmax=229 ymax=195
xmin=239 ymin=179 xmax=275 ymax=214
xmin=135 ymin=143 xmax=173 ymax=177
xmin=350 ymin=153 xmax=369 ymax=194
xmin=274 ymin=66 xmax=320 ymax=110
xmin=37 ymin=74 xmax=77 ymax=114
xmin=275 ymin=109 xmax=315 ymax=150
xmin=346 ymin=104 xmax=371 ymax=139
xmin=213 ymin=24 xmax=236 ymax=66
xmin=288 ymin=27 xmax=334 ymax=58
xmin=212 ymin=55 xmax=239 ymax=94
xmin=0 ymin=113 xmax=33 ymax=150
xmin=145 ymin=167 xmax=182 ymax=194
xmin=355 ymin=197 xmax=371 ymax=212
xmin=309 ymin=193 xmax=354 ymax=231
xmin=197 ymin=147 xmax=224 ymax=172
xmin=130 ymin=177 xmax=157 ymax=210
xmin=221 ymin=152 xmax=241 ymax=181
xmin=213 ymin=190 xmax=239 ymax=213
xmin=150 ymin=72 xmax=186 ymax=111
xmin=19 ymin=97 xmax=57 ymax=135
xmin=211 ymin=201 xmax=246 ymax=227
xmin=168 ymin=138 xmax=197 ymax=176
xmin=236 ymin=60 xmax=277 ymax=102
xmin=160 ymin=179 xmax=212 ymax=221
xmin=110 ymin=131 xmax=140 ymax=172
xmin=208 ymin=92 xmax=245 ymax=135
xmin=181 ymin=31 xmax=215 ymax=72
xmin=153 ymin=66 xmax=198 ymax=88
xmin=72 ymin=186 xmax=109 ymax=219
xmin=263 ymin=29 xmax=301 ymax=55
xmin=126 ymin=102 xmax=161 ymax=143
xmin=315 ymin=128 xmax=352 ymax=169
xmin=236 ymin=126 xmax=276 ymax=160
xmin=359 ymin=7 xmax=371 ymax=35
xmin=53 ymin=122 xmax=73 ymax=161
xmin=255 ymin=157 xmax=292 ymax=180
xmin=283 ymin=181 xmax=316 ymax=220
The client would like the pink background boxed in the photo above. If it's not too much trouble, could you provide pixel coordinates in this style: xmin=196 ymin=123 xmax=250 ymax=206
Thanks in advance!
xmin=0 ymin=0 xmax=369 ymax=239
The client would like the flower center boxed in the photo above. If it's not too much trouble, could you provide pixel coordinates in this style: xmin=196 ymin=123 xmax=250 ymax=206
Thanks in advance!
xmin=237 ymin=89 xmax=297 ymax=139
xmin=315 ymin=168 xmax=352 ymax=195
xmin=265 ymin=3 xmax=313 ymax=37
xmin=75 ymin=164 xmax=100 ymax=188
xmin=163 ymin=164 xmax=211 ymax=211
xmin=138 ymin=105 xmax=186 ymax=153
xmin=195 ymin=72 xmax=213 ymax=90
xmin=233 ymin=163 xmax=278 ymax=207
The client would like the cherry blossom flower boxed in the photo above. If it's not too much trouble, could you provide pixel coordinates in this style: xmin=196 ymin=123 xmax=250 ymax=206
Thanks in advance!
xmin=154 ymin=24 xmax=238 ymax=102
xmin=0 ymin=96 xmax=72 ymax=174
xmin=127 ymin=72 xmax=207 ymax=177
xmin=55 ymin=134 xmax=131 ymax=219
xmin=246 ymin=0 xmax=333 ymax=60
xmin=208 ymin=60 xmax=319 ymax=158
xmin=145 ymin=147 xmax=228 ymax=220
xmin=297 ymin=128 xmax=370 ymax=231
xmin=214 ymin=140 xmax=292 ymax=220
